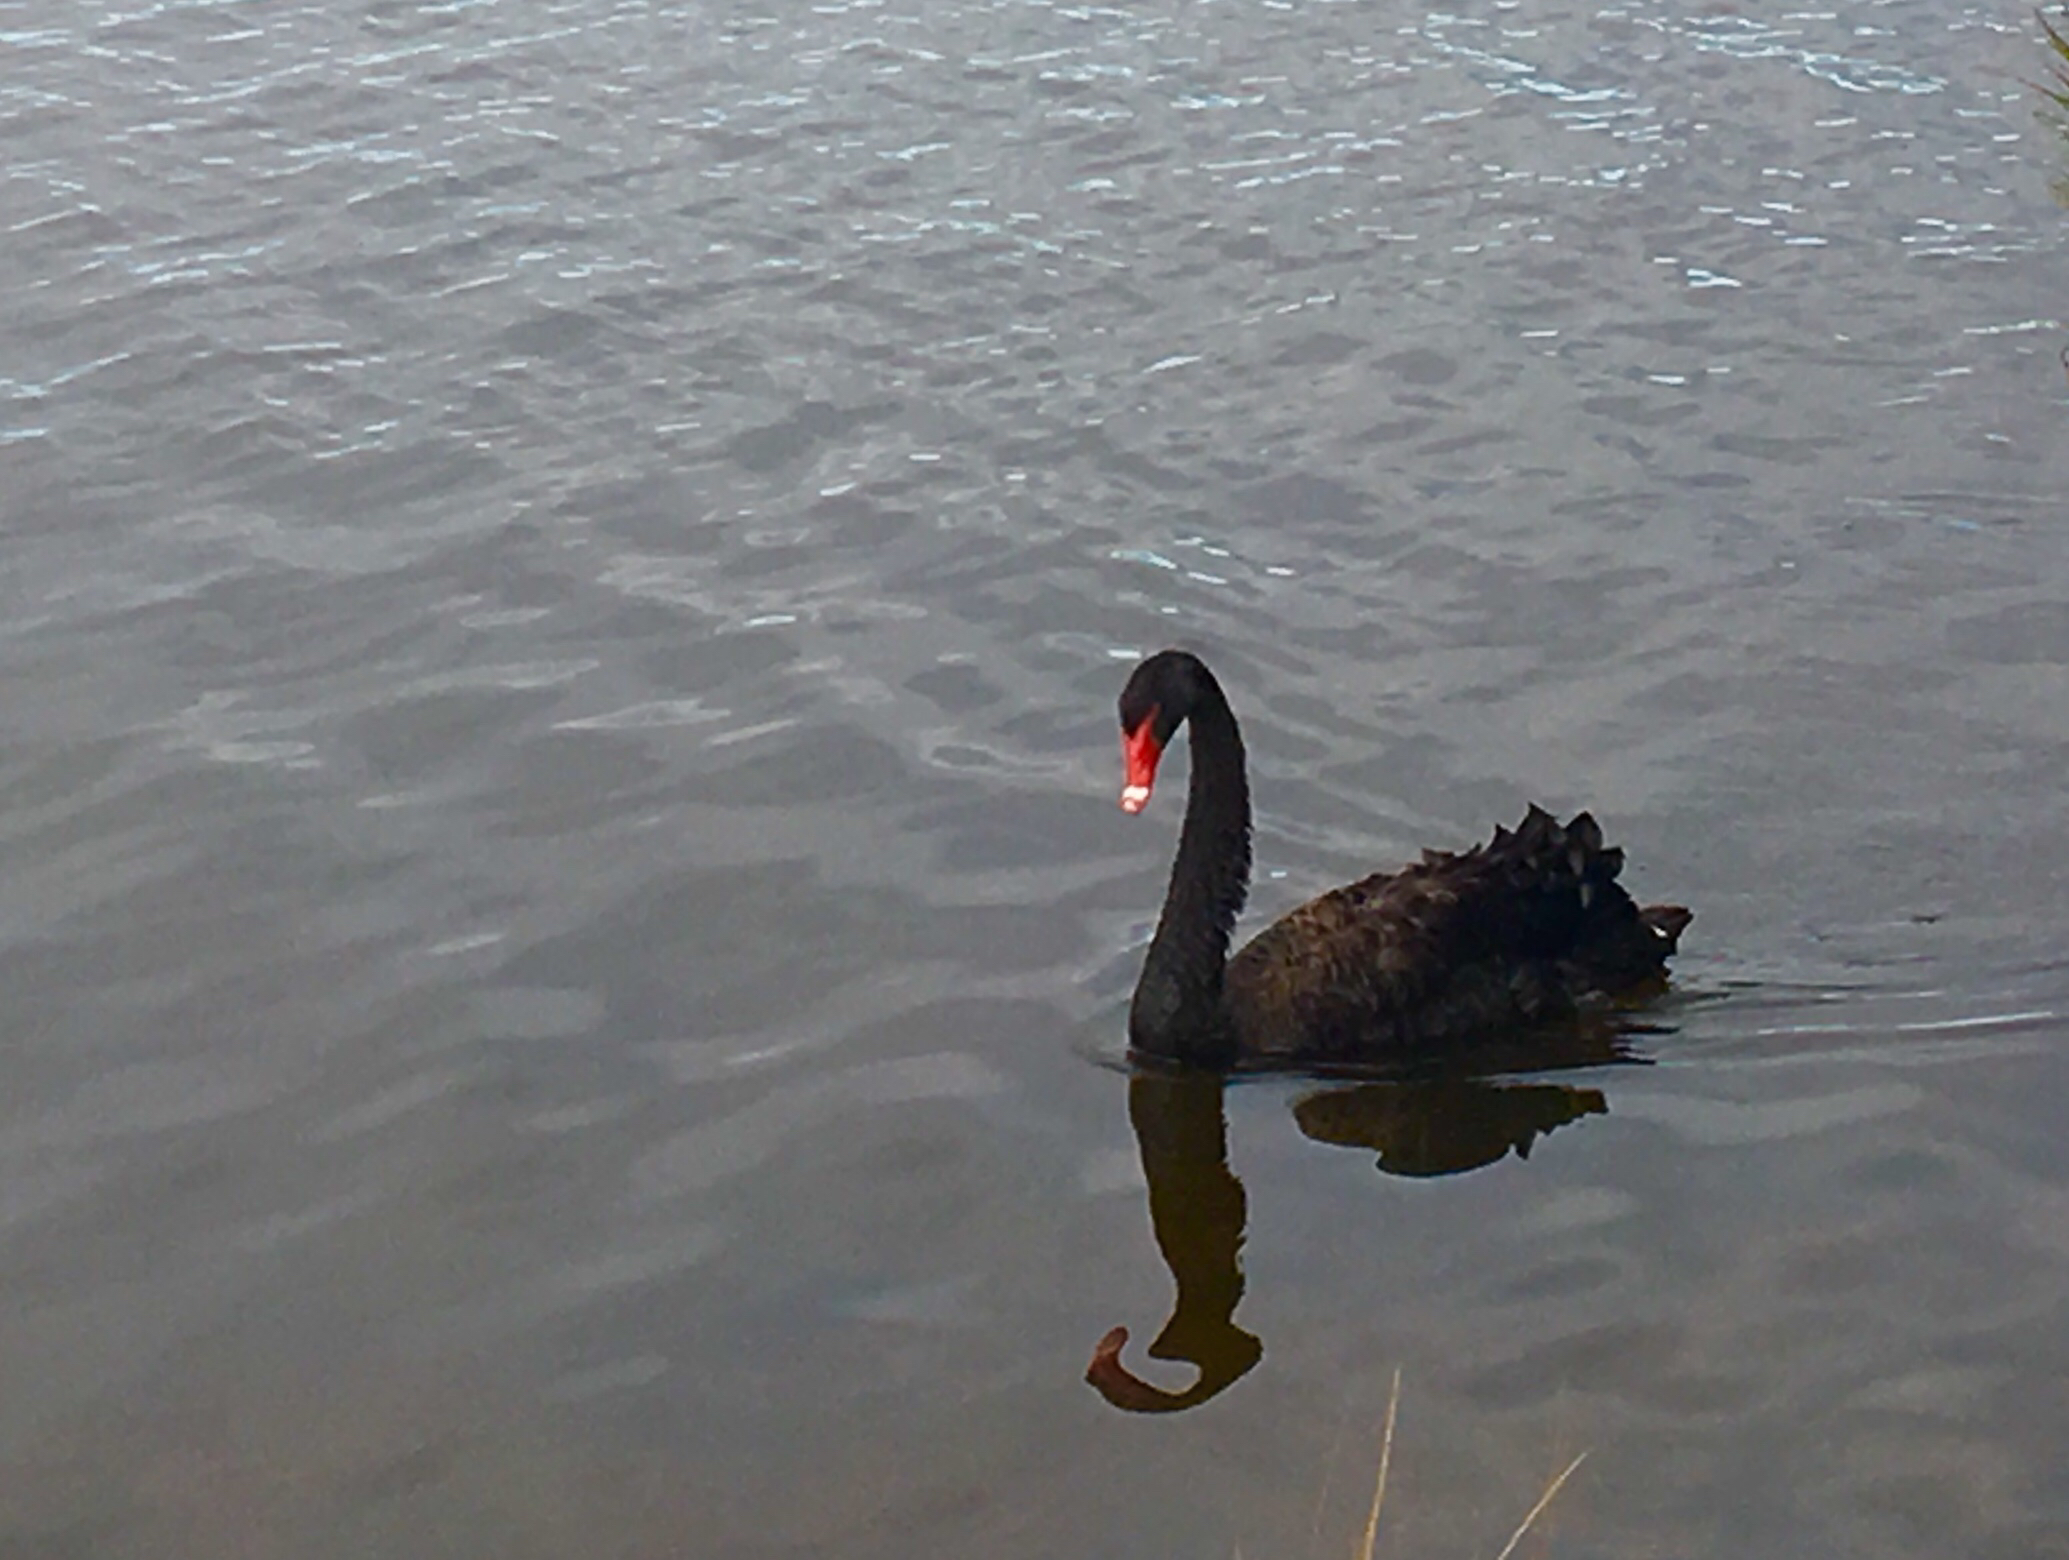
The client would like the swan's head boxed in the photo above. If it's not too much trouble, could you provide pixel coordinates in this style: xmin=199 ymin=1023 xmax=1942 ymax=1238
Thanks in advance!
xmin=1116 ymin=649 xmax=1211 ymax=813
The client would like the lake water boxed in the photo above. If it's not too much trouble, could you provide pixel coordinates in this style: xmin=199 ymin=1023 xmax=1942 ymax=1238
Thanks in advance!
xmin=3 ymin=0 xmax=2068 ymax=1553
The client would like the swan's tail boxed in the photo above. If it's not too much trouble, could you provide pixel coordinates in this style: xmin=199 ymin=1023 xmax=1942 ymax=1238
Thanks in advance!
xmin=1494 ymin=806 xmax=1689 ymax=989
xmin=1640 ymin=902 xmax=1694 ymax=949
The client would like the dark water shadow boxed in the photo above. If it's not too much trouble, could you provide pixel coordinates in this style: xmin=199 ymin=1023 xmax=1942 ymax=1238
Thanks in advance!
xmin=1085 ymin=1019 xmax=1648 ymax=1414
xmin=1290 ymin=1075 xmax=1604 ymax=1178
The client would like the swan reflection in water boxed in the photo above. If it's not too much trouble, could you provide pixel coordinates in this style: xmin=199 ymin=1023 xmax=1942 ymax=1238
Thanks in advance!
xmin=1086 ymin=1029 xmax=1645 ymax=1414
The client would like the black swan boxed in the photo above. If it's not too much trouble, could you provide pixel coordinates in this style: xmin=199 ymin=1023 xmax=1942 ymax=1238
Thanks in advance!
xmin=1117 ymin=649 xmax=1690 ymax=1070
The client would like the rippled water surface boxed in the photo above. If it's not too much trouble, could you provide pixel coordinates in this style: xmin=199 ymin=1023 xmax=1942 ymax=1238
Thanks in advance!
xmin=4 ymin=0 xmax=2069 ymax=1553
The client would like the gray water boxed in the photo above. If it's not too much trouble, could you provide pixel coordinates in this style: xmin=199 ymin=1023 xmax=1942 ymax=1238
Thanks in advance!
xmin=3 ymin=0 xmax=2069 ymax=1553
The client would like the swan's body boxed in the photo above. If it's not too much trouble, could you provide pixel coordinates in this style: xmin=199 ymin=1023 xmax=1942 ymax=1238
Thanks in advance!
xmin=1118 ymin=650 xmax=1689 ymax=1071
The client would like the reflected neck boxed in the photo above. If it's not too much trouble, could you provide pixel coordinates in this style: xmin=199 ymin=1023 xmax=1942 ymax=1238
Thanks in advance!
xmin=1086 ymin=1072 xmax=1262 ymax=1413
xmin=1129 ymin=679 xmax=1251 ymax=1068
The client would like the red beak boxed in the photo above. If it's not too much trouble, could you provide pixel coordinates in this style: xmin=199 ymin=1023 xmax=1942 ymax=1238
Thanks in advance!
xmin=1120 ymin=717 xmax=1163 ymax=814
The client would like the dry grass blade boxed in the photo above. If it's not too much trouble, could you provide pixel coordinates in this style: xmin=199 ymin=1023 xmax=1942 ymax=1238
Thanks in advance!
xmin=2035 ymin=11 xmax=2069 ymax=204
xmin=1489 ymin=1450 xmax=1589 ymax=1560
xmin=1309 ymin=1393 xmax=1357 ymax=1559
xmin=2045 ymin=9 xmax=2069 ymax=107
xmin=1354 ymin=1368 xmax=1403 ymax=1560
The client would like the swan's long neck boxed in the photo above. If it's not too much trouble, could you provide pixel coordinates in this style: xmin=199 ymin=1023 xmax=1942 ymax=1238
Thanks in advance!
xmin=1130 ymin=685 xmax=1251 ymax=1067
